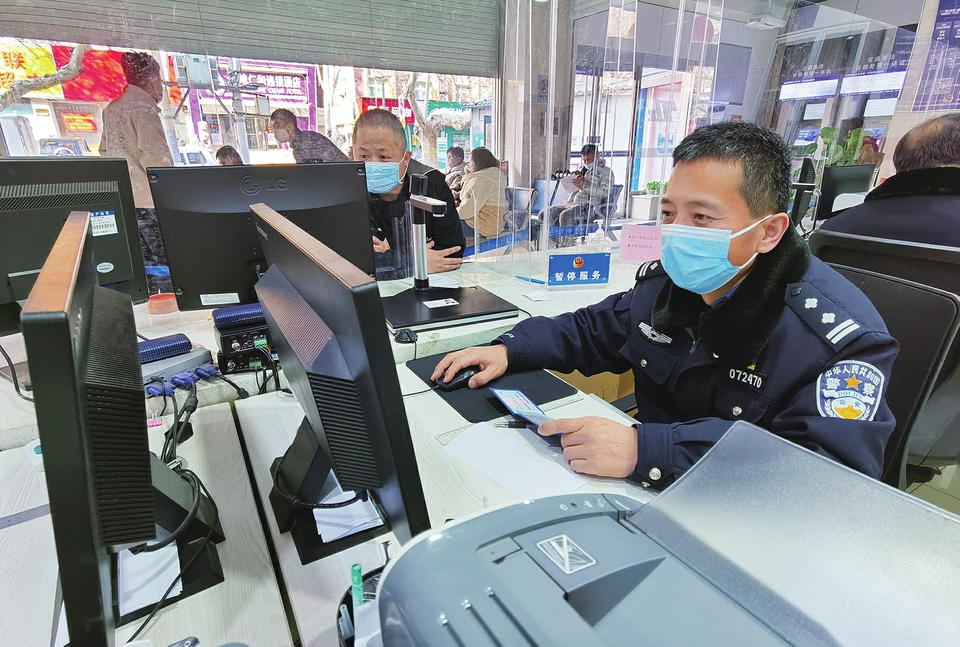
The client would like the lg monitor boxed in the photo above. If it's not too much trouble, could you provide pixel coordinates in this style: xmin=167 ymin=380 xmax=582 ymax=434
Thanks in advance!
xmin=814 ymin=164 xmax=875 ymax=223
xmin=149 ymin=163 xmax=375 ymax=311
xmin=0 ymin=157 xmax=148 ymax=337
xmin=22 ymin=211 xmax=223 ymax=645
xmin=250 ymin=202 xmax=430 ymax=564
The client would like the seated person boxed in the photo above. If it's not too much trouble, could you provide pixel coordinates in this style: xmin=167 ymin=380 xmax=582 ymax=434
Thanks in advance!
xmin=215 ymin=145 xmax=243 ymax=165
xmin=458 ymin=147 xmax=508 ymax=239
xmin=352 ymin=108 xmax=464 ymax=275
xmin=819 ymin=114 xmax=960 ymax=247
xmin=540 ymin=144 xmax=614 ymax=228
xmin=433 ymin=121 xmax=898 ymax=489
xmin=445 ymin=146 xmax=466 ymax=195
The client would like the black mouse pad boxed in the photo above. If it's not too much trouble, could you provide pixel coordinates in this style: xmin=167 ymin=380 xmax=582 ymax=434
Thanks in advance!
xmin=406 ymin=353 xmax=578 ymax=423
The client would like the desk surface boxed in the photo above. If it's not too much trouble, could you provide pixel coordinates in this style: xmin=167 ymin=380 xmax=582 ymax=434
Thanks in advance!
xmin=235 ymin=365 xmax=652 ymax=646
xmin=0 ymin=402 xmax=291 ymax=646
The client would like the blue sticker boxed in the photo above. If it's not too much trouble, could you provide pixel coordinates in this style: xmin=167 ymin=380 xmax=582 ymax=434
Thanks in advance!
xmin=816 ymin=360 xmax=884 ymax=421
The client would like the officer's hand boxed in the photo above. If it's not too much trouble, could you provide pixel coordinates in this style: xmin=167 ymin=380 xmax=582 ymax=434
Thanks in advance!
xmin=430 ymin=345 xmax=508 ymax=389
xmin=372 ymin=236 xmax=390 ymax=254
xmin=539 ymin=417 xmax=638 ymax=479
xmin=426 ymin=241 xmax=462 ymax=273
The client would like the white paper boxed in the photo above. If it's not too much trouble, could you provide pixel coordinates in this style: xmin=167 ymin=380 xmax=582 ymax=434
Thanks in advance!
xmin=525 ymin=290 xmax=550 ymax=302
xmin=54 ymin=601 xmax=68 ymax=647
xmin=444 ymin=422 xmax=588 ymax=499
xmin=354 ymin=598 xmax=383 ymax=647
xmin=117 ymin=542 xmax=183 ymax=616
xmin=422 ymin=298 xmax=459 ymax=309
xmin=401 ymin=274 xmax=461 ymax=289
xmin=559 ymin=174 xmax=579 ymax=192
xmin=313 ymin=486 xmax=384 ymax=543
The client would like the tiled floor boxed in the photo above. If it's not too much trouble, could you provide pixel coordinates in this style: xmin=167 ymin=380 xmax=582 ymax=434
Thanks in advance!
xmin=908 ymin=464 xmax=960 ymax=516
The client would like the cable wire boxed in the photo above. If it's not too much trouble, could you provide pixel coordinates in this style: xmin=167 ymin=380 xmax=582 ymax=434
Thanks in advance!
xmin=0 ymin=341 xmax=33 ymax=403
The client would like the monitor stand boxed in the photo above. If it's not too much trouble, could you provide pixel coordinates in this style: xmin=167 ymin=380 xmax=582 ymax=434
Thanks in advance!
xmin=0 ymin=358 xmax=31 ymax=391
xmin=381 ymin=286 xmax=519 ymax=333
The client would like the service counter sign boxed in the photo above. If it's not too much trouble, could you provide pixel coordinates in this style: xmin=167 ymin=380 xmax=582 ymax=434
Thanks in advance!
xmin=547 ymin=253 xmax=610 ymax=287
xmin=915 ymin=0 xmax=960 ymax=110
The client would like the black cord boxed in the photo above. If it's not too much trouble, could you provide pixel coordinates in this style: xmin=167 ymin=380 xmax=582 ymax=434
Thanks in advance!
xmin=517 ymin=307 xmax=533 ymax=318
xmin=256 ymin=346 xmax=280 ymax=392
xmin=131 ymin=470 xmax=201 ymax=554
xmin=216 ymin=373 xmax=248 ymax=399
xmin=272 ymin=453 xmax=366 ymax=509
xmin=161 ymin=390 xmax=182 ymax=464
xmin=126 ymin=471 xmax=219 ymax=644
xmin=0 ymin=342 xmax=33 ymax=403
xmin=136 ymin=332 xmax=151 ymax=341
xmin=167 ymin=383 xmax=198 ymax=462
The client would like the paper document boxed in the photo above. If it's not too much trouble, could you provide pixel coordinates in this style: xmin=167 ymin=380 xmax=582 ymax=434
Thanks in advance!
xmin=400 ymin=274 xmax=461 ymax=289
xmin=314 ymin=485 xmax=384 ymax=543
xmin=117 ymin=541 xmax=183 ymax=616
xmin=444 ymin=422 xmax=588 ymax=499
xmin=559 ymin=174 xmax=580 ymax=193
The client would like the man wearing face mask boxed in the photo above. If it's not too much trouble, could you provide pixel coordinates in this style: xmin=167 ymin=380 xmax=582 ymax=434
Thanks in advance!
xmin=270 ymin=108 xmax=350 ymax=163
xmin=353 ymin=108 xmax=464 ymax=275
xmin=101 ymin=51 xmax=175 ymax=293
xmin=432 ymin=121 xmax=898 ymax=488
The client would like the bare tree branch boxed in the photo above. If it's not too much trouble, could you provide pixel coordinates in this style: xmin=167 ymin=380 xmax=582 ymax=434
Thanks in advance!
xmin=0 ymin=44 xmax=91 ymax=111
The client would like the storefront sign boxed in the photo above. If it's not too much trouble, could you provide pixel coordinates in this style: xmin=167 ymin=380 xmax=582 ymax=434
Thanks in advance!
xmin=359 ymin=97 xmax=415 ymax=125
xmin=547 ymin=253 xmax=611 ymax=286
xmin=778 ymin=77 xmax=838 ymax=101
xmin=62 ymin=112 xmax=98 ymax=133
xmin=218 ymin=70 xmax=307 ymax=99
xmin=915 ymin=0 xmax=960 ymax=110
xmin=0 ymin=42 xmax=62 ymax=99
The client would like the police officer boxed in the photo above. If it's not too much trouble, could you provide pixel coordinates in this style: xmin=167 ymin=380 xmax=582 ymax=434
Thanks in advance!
xmin=432 ymin=121 xmax=898 ymax=489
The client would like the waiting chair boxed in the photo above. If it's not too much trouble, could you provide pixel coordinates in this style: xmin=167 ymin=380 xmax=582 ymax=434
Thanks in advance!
xmin=830 ymin=265 xmax=960 ymax=488
xmin=462 ymin=187 xmax=538 ymax=257
xmin=594 ymin=184 xmax=624 ymax=239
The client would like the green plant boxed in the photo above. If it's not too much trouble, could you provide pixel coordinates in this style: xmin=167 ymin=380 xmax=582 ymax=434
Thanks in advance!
xmin=645 ymin=180 xmax=667 ymax=194
xmin=820 ymin=126 xmax=866 ymax=167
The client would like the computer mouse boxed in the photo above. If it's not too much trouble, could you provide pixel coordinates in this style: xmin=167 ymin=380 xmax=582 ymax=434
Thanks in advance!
xmin=394 ymin=328 xmax=418 ymax=344
xmin=435 ymin=365 xmax=481 ymax=391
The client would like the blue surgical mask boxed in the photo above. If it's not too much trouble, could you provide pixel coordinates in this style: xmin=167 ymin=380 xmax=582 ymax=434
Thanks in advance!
xmin=364 ymin=161 xmax=402 ymax=194
xmin=660 ymin=215 xmax=772 ymax=294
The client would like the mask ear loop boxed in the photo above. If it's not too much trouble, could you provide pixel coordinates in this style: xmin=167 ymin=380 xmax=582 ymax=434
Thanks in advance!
xmin=729 ymin=215 xmax=775 ymax=271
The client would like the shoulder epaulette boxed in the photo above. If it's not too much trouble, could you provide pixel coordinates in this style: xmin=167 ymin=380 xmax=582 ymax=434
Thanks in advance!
xmin=785 ymin=280 xmax=869 ymax=351
xmin=635 ymin=260 xmax=666 ymax=282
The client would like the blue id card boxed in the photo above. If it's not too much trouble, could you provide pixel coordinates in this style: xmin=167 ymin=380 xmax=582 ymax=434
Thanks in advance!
xmin=490 ymin=388 xmax=553 ymax=427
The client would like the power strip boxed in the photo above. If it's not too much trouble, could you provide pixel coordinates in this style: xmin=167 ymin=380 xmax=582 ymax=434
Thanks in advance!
xmin=141 ymin=348 xmax=213 ymax=385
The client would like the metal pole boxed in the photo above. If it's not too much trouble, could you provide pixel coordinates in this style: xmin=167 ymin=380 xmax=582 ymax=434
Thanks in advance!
xmin=229 ymin=58 xmax=251 ymax=161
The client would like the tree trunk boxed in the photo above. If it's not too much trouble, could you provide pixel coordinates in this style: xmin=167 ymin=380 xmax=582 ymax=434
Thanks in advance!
xmin=0 ymin=44 xmax=90 ymax=111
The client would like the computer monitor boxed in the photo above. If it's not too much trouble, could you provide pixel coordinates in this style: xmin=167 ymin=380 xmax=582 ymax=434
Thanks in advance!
xmin=0 ymin=157 xmax=148 ymax=336
xmin=21 ymin=211 xmax=223 ymax=644
xmin=250 ymin=202 xmax=430 ymax=564
xmin=149 ymin=163 xmax=375 ymax=311
xmin=790 ymin=157 xmax=817 ymax=227
xmin=814 ymin=164 xmax=875 ymax=223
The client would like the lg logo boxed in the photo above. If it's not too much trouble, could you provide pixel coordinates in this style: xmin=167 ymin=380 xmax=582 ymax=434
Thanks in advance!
xmin=240 ymin=174 xmax=287 ymax=195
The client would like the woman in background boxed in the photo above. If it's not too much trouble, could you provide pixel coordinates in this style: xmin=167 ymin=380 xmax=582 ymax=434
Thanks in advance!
xmin=457 ymin=147 xmax=508 ymax=239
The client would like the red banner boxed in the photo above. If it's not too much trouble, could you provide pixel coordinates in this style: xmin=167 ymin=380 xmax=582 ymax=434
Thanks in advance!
xmin=359 ymin=97 xmax=415 ymax=126
xmin=52 ymin=46 xmax=126 ymax=102
xmin=62 ymin=112 xmax=98 ymax=133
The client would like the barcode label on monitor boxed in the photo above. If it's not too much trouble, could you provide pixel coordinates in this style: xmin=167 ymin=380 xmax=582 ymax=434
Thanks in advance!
xmin=90 ymin=210 xmax=119 ymax=236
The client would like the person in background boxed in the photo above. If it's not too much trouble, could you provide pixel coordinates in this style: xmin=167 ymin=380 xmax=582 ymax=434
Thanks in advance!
xmin=432 ymin=121 xmax=898 ymax=489
xmin=820 ymin=113 xmax=960 ymax=247
xmin=100 ymin=51 xmax=174 ymax=294
xmin=270 ymin=108 xmax=350 ymax=163
xmin=540 ymin=143 xmax=614 ymax=228
xmin=352 ymin=108 xmax=464 ymax=275
xmin=215 ymin=145 xmax=244 ymax=166
xmin=457 ymin=147 xmax=508 ymax=239
xmin=445 ymin=146 xmax=466 ymax=195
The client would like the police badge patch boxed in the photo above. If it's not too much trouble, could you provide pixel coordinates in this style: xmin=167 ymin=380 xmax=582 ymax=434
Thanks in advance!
xmin=816 ymin=360 xmax=884 ymax=421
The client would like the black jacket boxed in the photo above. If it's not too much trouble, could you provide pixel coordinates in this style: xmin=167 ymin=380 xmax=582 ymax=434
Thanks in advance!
xmin=820 ymin=167 xmax=960 ymax=246
xmin=368 ymin=159 xmax=466 ymax=277
xmin=496 ymin=228 xmax=898 ymax=489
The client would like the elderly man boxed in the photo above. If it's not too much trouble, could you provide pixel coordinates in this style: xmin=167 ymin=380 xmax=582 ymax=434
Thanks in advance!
xmin=270 ymin=108 xmax=350 ymax=163
xmin=352 ymin=108 xmax=464 ymax=275
xmin=541 ymin=144 xmax=614 ymax=228
xmin=820 ymin=113 xmax=960 ymax=246
xmin=101 ymin=51 xmax=174 ymax=293
xmin=433 ymin=121 xmax=898 ymax=489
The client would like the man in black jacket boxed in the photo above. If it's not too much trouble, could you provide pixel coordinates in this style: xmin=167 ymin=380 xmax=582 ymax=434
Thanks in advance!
xmin=820 ymin=113 xmax=960 ymax=246
xmin=352 ymin=109 xmax=464 ymax=276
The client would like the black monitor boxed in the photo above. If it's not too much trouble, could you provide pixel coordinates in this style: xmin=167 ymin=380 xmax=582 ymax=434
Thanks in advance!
xmin=814 ymin=164 xmax=875 ymax=223
xmin=250 ymin=202 xmax=430 ymax=564
xmin=790 ymin=157 xmax=817 ymax=227
xmin=22 ymin=212 xmax=223 ymax=644
xmin=149 ymin=163 xmax=375 ymax=311
xmin=0 ymin=157 xmax=148 ymax=336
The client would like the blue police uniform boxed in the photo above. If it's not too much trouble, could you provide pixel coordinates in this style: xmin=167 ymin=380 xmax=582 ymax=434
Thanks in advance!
xmin=496 ymin=228 xmax=898 ymax=489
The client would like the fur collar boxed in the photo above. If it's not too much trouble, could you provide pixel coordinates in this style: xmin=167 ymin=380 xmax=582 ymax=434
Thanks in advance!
xmin=866 ymin=167 xmax=960 ymax=201
xmin=651 ymin=226 xmax=811 ymax=366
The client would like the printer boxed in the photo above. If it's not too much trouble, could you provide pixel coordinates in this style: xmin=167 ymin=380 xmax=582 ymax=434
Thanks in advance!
xmin=378 ymin=422 xmax=960 ymax=646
